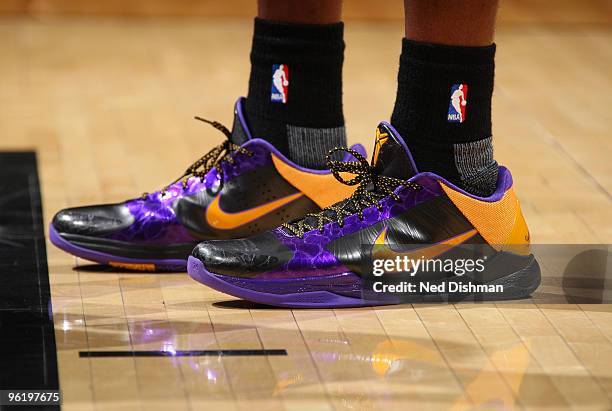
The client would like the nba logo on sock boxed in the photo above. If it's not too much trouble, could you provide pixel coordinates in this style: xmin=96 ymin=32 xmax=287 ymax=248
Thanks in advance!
xmin=447 ymin=83 xmax=468 ymax=123
xmin=271 ymin=64 xmax=289 ymax=103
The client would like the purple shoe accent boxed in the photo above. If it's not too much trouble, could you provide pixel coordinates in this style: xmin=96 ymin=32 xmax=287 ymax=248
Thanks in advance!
xmin=50 ymin=224 xmax=187 ymax=271
xmin=118 ymin=194 xmax=199 ymax=245
xmin=379 ymin=121 xmax=420 ymax=174
xmin=187 ymin=256 xmax=391 ymax=308
xmin=345 ymin=144 xmax=367 ymax=160
xmin=213 ymin=270 xmax=363 ymax=295
xmin=416 ymin=166 xmax=512 ymax=203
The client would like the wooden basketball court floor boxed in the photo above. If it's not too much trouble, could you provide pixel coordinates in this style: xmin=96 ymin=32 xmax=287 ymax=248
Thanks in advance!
xmin=1 ymin=15 xmax=611 ymax=411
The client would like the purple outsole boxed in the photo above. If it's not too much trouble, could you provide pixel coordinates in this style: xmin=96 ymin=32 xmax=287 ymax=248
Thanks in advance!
xmin=49 ymin=224 xmax=188 ymax=271
xmin=187 ymin=256 xmax=392 ymax=308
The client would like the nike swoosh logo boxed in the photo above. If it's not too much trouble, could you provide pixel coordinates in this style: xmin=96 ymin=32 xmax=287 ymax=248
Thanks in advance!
xmin=373 ymin=226 xmax=478 ymax=263
xmin=205 ymin=192 xmax=304 ymax=230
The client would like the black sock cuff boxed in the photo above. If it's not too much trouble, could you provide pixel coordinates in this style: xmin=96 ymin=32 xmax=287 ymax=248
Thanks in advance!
xmin=252 ymin=18 xmax=345 ymax=64
xmin=400 ymin=39 xmax=496 ymax=67
xmin=393 ymin=39 xmax=495 ymax=145
xmin=247 ymin=18 xmax=345 ymax=130
xmin=391 ymin=39 xmax=497 ymax=194
xmin=254 ymin=18 xmax=344 ymax=43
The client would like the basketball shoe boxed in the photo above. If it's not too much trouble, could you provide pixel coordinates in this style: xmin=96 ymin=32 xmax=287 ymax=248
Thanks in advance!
xmin=50 ymin=98 xmax=365 ymax=271
xmin=188 ymin=122 xmax=540 ymax=307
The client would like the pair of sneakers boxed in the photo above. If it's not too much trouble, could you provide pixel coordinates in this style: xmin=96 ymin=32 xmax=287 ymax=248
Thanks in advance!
xmin=51 ymin=98 xmax=540 ymax=307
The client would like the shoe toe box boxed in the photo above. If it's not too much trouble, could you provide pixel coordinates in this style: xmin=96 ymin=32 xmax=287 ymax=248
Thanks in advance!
xmin=192 ymin=232 xmax=292 ymax=277
xmin=52 ymin=203 xmax=135 ymax=237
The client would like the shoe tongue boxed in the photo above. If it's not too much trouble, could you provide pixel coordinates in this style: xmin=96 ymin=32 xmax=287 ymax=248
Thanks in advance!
xmin=230 ymin=97 xmax=253 ymax=145
xmin=284 ymin=122 xmax=419 ymax=234
xmin=371 ymin=122 xmax=418 ymax=180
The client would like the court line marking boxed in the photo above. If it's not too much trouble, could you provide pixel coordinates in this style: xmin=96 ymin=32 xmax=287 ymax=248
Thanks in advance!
xmin=79 ymin=349 xmax=288 ymax=357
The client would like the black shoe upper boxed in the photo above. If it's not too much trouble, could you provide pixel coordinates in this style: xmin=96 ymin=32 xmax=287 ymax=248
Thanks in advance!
xmin=52 ymin=203 xmax=134 ymax=237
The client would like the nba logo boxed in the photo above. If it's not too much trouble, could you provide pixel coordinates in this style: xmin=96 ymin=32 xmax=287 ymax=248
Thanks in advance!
xmin=447 ymin=83 xmax=468 ymax=123
xmin=271 ymin=64 xmax=289 ymax=103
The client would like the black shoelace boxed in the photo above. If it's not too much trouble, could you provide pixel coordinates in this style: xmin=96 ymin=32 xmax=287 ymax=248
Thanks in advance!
xmin=142 ymin=117 xmax=252 ymax=199
xmin=282 ymin=147 xmax=421 ymax=238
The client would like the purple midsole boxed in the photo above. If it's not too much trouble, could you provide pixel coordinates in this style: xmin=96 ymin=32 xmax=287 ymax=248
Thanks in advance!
xmin=49 ymin=224 xmax=188 ymax=269
xmin=187 ymin=256 xmax=388 ymax=308
xmin=218 ymin=271 xmax=363 ymax=295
